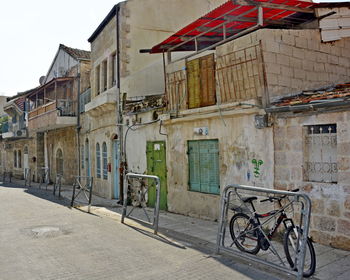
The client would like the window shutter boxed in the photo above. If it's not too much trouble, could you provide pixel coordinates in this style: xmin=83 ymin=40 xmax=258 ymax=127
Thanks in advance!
xmin=187 ymin=59 xmax=201 ymax=109
xmin=200 ymin=54 xmax=216 ymax=107
xmin=188 ymin=141 xmax=201 ymax=191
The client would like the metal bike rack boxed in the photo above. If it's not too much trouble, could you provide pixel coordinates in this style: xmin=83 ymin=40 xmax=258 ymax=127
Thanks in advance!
xmin=24 ymin=168 xmax=31 ymax=187
xmin=121 ymin=172 xmax=161 ymax=234
xmin=71 ymin=176 xmax=93 ymax=212
xmin=53 ymin=174 xmax=62 ymax=197
xmin=2 ymin=171 xmax=12 ymax=183
xmin=38 ymin=167 xmax=50 ymax=190
xmin=216 ymin=184 xmax=312 ymax=280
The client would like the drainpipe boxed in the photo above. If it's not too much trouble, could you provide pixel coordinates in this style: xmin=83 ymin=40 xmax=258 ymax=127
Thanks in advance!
xmin=76 ymin=64 xmax=81 ymax=177
xmin=115 ymin=4 xmax=124 ymax=202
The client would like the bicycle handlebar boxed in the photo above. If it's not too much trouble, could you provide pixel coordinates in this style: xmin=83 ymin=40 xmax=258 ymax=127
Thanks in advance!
xmin=260 ymin=189 xmax=300 ymax=203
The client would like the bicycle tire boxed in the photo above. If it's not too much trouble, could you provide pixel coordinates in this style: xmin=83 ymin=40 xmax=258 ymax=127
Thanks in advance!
xmin=283 ymin=226 xmax=316 ymax=278
xmin=229 ymin=213 xmax=260 ymax=255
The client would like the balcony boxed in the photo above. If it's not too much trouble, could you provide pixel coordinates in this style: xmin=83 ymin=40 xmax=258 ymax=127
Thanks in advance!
xmin=28 ymin=99 xmax=77 ymax=132
xmin=85 ymin=86 xmax=118 ymax=117
xmin=1 ymin=118 xmax=27 ymax=139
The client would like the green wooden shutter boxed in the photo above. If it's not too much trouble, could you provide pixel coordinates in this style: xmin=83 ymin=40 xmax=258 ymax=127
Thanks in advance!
xmin=188 ymin=140 xmax=220 ymax=194
xmin=188 ymin=141 xmax=201 ymax=191
xmin=207 ymin=140 xmax=220 ymax=194
xmin=187 ymin=59 xmax=201 ymax=109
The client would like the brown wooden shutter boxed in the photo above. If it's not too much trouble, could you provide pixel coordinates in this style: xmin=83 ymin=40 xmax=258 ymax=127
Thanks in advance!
xmin=187 ymin=59 xmax=201 ymax=109
xmin=200 ymin=54 xmax=216 ymax=107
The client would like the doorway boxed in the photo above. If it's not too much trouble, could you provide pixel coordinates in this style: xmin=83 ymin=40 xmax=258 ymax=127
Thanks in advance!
xmin=146 ymin=141 xmax=167 ymax=210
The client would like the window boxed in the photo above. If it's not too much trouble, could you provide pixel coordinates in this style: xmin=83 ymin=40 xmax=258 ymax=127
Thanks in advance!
xmin=187 ymin=139 xmax=220 ymax=194
xmin=18 ymin=150 xmax=22 ymax=168
xmin=96 ymin=143 xmax=101 ymax=178
xmin=102 ymin=142 xmax=108 ymax=179
xmin=304 ymin=124 xmax=337 ymax=183
xmin=102 ymin=60 xmax=107 ymax=91
xmin=111 ymin=53 xmax=116 ymax=87
xmin=187 ymin=54 xmax=216 ymax=109
xmin=14 ymin=150 xmax=17 ymax=168
xmin=56 ymin=149 xmax=63 ymax=175
xmin=95 ymin=65 xmax=100 ymax=95
xmin=81 ymin=145 xmax=84 ymax=169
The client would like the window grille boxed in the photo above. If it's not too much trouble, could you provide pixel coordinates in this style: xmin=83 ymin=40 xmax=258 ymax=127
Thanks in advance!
xmin=304 ymin=124 xmax=337 ymax=183
xmin=96 ymin=143 xmax=101 ymax=178
xmin=102 ymin=142 xmax=108 ymax=180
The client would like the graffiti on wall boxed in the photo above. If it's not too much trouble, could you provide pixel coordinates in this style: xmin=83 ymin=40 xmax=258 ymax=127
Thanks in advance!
xmin=252 ymin=159 xmax=264 ymax=178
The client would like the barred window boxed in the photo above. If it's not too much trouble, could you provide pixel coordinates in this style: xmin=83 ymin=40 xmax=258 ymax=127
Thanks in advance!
xmin=96 ymin=143 xmax=101 ymax=178
xmin=102 ymin=142 xmax=108 ymax=180
xmin=304 ymin=124 xmax=337 ymax=183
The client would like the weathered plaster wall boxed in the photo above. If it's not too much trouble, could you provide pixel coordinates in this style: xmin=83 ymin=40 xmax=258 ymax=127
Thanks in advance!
xmin=165 ymin=110 xmax=273 ymax=220
xmin=125 ymin=111 xmax=166 ymax=173
xmin=120 ymin=0 xmax=227 ymax=98
xmin=274 ymin=111 xmax=350 ymax=250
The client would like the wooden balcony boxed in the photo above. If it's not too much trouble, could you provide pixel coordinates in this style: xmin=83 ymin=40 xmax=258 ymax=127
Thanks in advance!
xmin=28 ymin=99 xmax=77 ymax=132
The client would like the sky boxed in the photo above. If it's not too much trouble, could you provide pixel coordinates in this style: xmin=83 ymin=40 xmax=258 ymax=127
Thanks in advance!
xmin=0 ymin=0 xmax=347 ymax=96
xmin=0 ymin=0 xmax=122 ymax=96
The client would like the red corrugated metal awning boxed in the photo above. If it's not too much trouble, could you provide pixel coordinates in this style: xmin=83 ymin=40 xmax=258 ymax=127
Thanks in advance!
xmin=150 ymin=0 xmax=316 ymax=54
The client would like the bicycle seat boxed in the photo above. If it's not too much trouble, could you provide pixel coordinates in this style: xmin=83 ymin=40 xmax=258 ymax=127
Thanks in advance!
xmin=242 ymin=196 xmax=258 ymax=203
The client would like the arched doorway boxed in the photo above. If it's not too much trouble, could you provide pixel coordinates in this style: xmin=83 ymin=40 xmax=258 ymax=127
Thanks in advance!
xmin=56 ymin=148 xmax=63 ymax=175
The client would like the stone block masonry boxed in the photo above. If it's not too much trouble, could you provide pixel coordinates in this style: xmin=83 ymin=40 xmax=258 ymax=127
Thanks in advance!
xmin=274 ymin=112 xmax=350 ymax=250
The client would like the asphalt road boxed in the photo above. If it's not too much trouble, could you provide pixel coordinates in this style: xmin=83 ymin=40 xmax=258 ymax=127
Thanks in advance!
xmin=0 ymin=183 xmax=282 ymax=280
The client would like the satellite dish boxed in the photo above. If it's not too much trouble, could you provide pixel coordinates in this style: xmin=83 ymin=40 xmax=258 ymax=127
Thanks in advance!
xmin=39 ymin=76 xmax=46 ymax=85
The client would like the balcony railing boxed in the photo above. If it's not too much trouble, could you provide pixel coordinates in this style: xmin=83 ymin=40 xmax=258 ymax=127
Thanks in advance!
xmin=29 ymin=99 xmax=76 ymax=119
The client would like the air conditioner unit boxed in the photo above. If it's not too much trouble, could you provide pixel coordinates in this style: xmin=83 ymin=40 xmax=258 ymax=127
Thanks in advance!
xmin=16 ymin=130 xmax=23 ymax=137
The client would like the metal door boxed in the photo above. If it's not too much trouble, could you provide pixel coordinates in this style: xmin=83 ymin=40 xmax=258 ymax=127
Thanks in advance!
xmin=146 ymin=141 xmax=167 ymax=210
xmin=113 ymin=140 xmax=120 ymax=199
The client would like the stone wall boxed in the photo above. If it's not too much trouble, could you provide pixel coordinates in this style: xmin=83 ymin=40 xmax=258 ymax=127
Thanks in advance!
xmin=165 ymin=108 xmax=273 ymax=220
xmin=0 ymin=137 xmax=36 ymax=180
xmin=46 ymin=127 xmax=77 ymax=185
xmin=274 ymin=111 xmax=350 ymax=250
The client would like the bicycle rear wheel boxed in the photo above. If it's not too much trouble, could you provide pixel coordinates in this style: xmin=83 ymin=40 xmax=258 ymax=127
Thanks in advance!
xmin=283 ymin=226 xmax=316 ymax=278
xmin=229 ymin=213 xmax=260 ymax=254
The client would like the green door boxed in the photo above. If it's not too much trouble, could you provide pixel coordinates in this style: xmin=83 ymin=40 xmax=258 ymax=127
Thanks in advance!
xmin=146 ymin=141 xmax=167 ymax=210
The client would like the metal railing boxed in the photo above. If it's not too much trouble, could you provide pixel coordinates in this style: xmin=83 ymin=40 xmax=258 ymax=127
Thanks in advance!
xmin=53 ymin=174 xmax=62 ymax=197
xmin=216 ymin=184 xmax=312 ymax=280
xmin=24 ymin=168 xmax=31 ymax=187
xmin=71 ymin=176 xmax=93 ymax=212
xmin=2 ymin=171 xmax=12 ymax=182
xmin=38 ymin=167 xmax=50 ymax=189
xmin=121 ymin=173 xmax=161 ymax=234
xmin=57 ymin=99 xmax=76 ymax=116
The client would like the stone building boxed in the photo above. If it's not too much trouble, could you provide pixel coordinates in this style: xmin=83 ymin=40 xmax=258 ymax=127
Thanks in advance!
xmin=82 ymin=0 xmax=227 ymax=200
xmin=0 ymin=95 xmax=33 ymax=179
xmin=148 ymin=0 xmax=350 ymax=248
xmin=2 ymin=44 xmax=91 ymax=184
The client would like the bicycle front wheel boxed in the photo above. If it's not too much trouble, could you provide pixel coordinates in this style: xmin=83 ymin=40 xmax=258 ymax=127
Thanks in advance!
xmin=229 ymin=213 xmax=260 ymax=254
xmin=283 ymin=226 xmax=316 ymax=278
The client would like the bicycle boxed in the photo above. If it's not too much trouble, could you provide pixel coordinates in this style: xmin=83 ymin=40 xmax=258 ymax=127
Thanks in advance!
xmin=229 ymin=189 xmax=316 ymax=277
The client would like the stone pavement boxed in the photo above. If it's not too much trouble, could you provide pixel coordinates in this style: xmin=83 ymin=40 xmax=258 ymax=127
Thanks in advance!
xmin=0 ymin=181 xmax=285 ymax=280
xmin=7 ymin=178 xmax=350 ymax=279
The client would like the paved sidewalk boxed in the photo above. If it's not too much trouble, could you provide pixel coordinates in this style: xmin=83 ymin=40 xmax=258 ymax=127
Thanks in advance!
xmin=9 ymin=178 xmax=350 ymax=280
